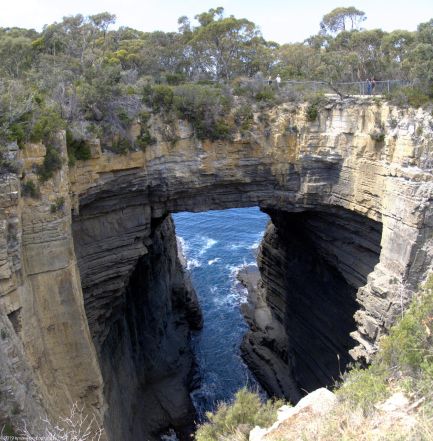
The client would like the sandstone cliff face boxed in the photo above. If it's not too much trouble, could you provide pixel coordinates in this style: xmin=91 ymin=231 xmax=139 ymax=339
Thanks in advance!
xmin=0 ymin=136 xmax=104 ymax=434
xmin=0 ymin=97 xmax=432 ymax=438
xmin=241 ymin=208 xmax=382 ymax=400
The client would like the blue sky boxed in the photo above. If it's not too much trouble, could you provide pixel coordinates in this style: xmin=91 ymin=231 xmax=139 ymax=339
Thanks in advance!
xmin=1 ymin=0 xmax=432 ymax=43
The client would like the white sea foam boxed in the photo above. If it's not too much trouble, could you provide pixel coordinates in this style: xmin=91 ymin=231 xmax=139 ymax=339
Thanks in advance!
xmin=207 ymin=257 xmax=221 ymax=265
xmin=226 ymin=261 xmax=257 ymax=280
xmin=250 ymin=239 xmax=262 ymax=250
xmin=187 ymin=258 xmax=201 ymax=270
xmin=224 ymin=261 xmax=258 ymax=305
xmin=177 ymin=236 xmax=188 ymax=254
xmin=250 ymin=232 xmax=265 ymax=250
xmin=198 ymin=237 xmax=217 ymax=256
xmin=228 ymin=243 xmax=248 ymax=250
xmin=177 ymin=236 xmax=201 ymax=270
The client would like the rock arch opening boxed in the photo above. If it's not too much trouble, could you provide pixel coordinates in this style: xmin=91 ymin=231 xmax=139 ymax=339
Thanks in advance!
xmin=72 ymin=201 xmax=382 ymax=440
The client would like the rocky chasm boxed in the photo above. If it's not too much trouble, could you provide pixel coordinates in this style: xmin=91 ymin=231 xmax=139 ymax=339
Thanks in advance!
xmin=0 ymin=97 xmax=432 ymax=440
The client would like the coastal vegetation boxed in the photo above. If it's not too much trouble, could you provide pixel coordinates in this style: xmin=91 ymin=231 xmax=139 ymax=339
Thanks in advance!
xmin=196 ymin=388 xmax=284 ymax=441
xmin=0 ymin=6 xmax=432 ymax=159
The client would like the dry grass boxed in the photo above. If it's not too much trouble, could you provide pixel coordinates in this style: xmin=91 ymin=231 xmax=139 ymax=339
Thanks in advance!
xmin=263 ymin=397 xmax=433 ymax=441
xmin=21 ymin=403 xmax=104 ymax=441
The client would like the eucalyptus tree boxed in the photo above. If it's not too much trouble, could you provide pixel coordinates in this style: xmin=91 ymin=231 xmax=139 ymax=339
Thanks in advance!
xmin=180 ymin=7 xmax=270 ymax=80
xmin=320 ymin=7 xmax=366 ymax=35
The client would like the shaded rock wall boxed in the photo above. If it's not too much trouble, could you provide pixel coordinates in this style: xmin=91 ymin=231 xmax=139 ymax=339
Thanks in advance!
xmin=242 ymin=208 xmax=382 ymax=401
xmin=83 ymin=215 xmax=201 ymax=440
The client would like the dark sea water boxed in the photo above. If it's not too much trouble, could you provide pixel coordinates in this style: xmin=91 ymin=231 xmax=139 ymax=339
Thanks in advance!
xmin=173 ymin=207 xmax=269 ymax=418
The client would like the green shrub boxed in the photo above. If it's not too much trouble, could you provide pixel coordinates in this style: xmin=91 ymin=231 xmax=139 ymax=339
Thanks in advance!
xmin=30 ymin=108 xmax=65 ymax=144
xmin=173 ymin=84 xmax=232 ymax=140
xmin=135 ymin=111 xmax=156 ymax=150
xmin=379 ymin=276 xmax=433 ymax=390
xmin=386 ymin=87 xmax=431 ymax=108
xmin=136 ymin=128 xmax=156 ymax=150
xmin=232 ymin=81 xmax=250 ymax=97
xmin=109 ymin=137 xmax=131 ymax=155
xmin=337 ymin=364 xmax=388 ymax=413
xmin=165 ymin=72 xmax=186 ymax=85
xmin=143 ymin=84 xmax=174 ymax=112
xmin=234 ymin=105 xmax=254 ymax=131
xmin=117 ymin=109 xmax=132 ymax=125
xmin=196 ymin=388 xmax=284 ymax=441
xmin=21 ymin=180 xmax=40 ymax=198
xmin=305 ymin=92 xmax=325 ymax=122
xmin=306 ymin=103 xmax=318 ymax=121
xmin=66 ymin=129 xmax=92 ymax=165
xmin=50 ymin=196 xmax=65 ymax=213
xmin=255 ymin=87 xmax=275 ymax=102
xmin=8 ymin=122 xmax=26 ymax=148
xmin=339 ymin=274 xmax=433 ymax=413
xmin=139 ymin=111 xmax=151 ymax=125
xmin=36 ymin=145 xmax=62 ymax=181
xmin=142 ymin=83 xmax=233 ymax=141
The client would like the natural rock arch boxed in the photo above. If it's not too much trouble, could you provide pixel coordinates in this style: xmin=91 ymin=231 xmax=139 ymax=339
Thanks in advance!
xmin=1 ymin=97 xmax=432 ymax=439
xmin=68 ymin=99 xmax=432 ymax=438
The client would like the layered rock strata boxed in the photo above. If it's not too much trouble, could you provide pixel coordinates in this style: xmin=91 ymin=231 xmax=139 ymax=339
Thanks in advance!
xmin=0 ymin=97 xmax=432 ymax=439
xmin=0 ymin=136 xmax=104 ymax=435
xmin=242 ymin=208 xmax=382 ymax=401
xmin=82 ymin=215 xmax=202 ymax=440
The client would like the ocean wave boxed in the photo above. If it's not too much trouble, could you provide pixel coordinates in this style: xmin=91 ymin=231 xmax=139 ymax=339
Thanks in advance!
xmin=198 ymin=237 xmax=218 ymax=256
xmin=224 ymin=261 xmax=258 ymax=305
xmin=187 ymin=258 xmax=202 ymax=270
xmin=208 ymin=257 xmax=221 ymax=265
xmin=250 ymin=232 xmax=265 ymax=250
xmin=226 ymin=261 xmax=257 ymax=280
xmin=213 ymin=290 xmax=246 ymax=308
xmin=227 ymin=243 xmax=248 ymax=250
xmin=250 ymin=239 xmax=262 ymax=250
xmin=177 ymin=235 xmax=187 ymax=251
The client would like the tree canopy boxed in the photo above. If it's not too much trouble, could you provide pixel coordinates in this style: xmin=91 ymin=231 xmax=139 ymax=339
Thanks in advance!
xmin=320 ymin=7 xmax=366 ymax=35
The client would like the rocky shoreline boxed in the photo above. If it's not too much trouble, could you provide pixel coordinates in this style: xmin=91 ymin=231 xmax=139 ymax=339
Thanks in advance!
xmin=237 ymin=263 xmax=261 ymax=330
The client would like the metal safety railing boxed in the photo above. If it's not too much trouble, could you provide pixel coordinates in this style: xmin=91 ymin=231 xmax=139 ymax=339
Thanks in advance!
xmin=153 ymin=75 xmax=412 ymax=97
xmin=266 ymin=79 xmax=411 ymax=96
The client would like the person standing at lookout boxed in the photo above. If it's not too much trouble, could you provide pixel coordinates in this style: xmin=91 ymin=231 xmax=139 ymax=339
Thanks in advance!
xmin=276 ymin=74 xmax=281 ymax=88
xmin=366 ymin=78 xmax=372 ymax=95
xmin=371 ymin=77 xmax=376 ymax=94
